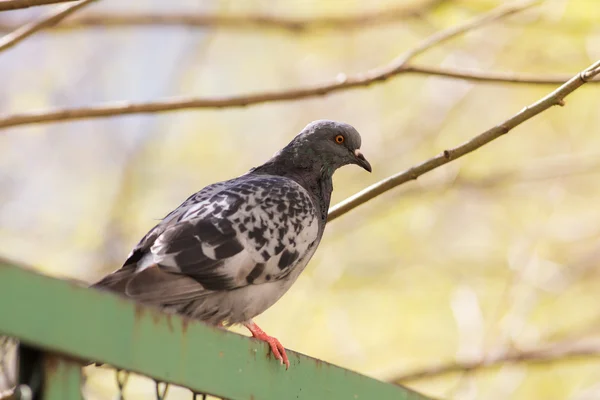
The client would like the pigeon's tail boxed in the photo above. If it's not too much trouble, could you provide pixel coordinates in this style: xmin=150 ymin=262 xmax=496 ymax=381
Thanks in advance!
xmin=90 ymin=265 xmax=136 ymax=293
xmin=87 ymin=266 xmax=138 ymax=367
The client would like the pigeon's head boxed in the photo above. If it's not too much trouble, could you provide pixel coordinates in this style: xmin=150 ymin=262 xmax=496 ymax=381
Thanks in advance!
xmin=285 ymin=120 xmax=371 ymax=175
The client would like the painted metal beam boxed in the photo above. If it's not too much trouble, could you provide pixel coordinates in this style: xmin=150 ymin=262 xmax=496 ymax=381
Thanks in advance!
xmin=43 ymin=354 xmax=83 ymax=400
xmin=0 ymin=261 xmax=434 ymax=400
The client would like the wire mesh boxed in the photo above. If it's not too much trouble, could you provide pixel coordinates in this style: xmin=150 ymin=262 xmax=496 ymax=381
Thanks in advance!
xmin=84 ymin=366 xmax=219 ymax=400
xmin=0 ymin=341 xmax=222 ymax=400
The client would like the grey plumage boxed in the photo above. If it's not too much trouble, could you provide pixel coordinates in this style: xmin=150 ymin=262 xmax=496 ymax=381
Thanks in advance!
xmin=93 ymin=119 xmax=371 ymax=331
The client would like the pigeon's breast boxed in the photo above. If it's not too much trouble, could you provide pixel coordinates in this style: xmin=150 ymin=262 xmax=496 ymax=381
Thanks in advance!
xmin=184 ymin=239 xmax=320 ymax=325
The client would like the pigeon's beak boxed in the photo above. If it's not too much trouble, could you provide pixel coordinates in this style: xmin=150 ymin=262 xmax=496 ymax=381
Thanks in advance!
xmin=353 ymin=149 xmax=372 ymax=173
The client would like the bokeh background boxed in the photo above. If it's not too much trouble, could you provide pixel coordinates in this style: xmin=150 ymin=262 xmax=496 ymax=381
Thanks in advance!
xmin=1 ymin=0 xmax=600 ymax=399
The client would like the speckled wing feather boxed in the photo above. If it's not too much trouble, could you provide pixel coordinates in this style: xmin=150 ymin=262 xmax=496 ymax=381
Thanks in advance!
xmin=93 ymin=174 xmax=320 ymax=323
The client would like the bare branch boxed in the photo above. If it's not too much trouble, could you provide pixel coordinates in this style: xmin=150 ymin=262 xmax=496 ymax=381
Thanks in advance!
xmin=0 ymin=0 xmax=539 ymax=130
xmin=450 ymin=154 xmax=600 ymax=188
xmin=391 ymin=0 xmax=540 ymax=65
xmin=0 ymin=0 xmax=443 ymax=32
xmin=327 ymin=58 xmax=600 ymax=221
xmin=394 ymin=338 xmax=600 ymax=382
xmin=0 ymin=0 xmax=76 ymax=12
xmin=401 ymin=153 xmax=600 ymax=195
xmin=0 ymin=0 xmax=96 ymax=54
xmin=404 ymin=64 xmax=599 ymax=85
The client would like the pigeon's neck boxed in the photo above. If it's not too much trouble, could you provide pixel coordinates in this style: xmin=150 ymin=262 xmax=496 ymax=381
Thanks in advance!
xmin=251 ymin=159 xmax=334 ymax=224
xmin=309 ymin=174 xmax=333 ymax=224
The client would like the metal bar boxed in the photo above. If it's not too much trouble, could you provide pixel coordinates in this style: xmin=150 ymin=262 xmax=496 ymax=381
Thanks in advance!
xmin=42 ymin=354 xmax=83 ymax=400
xmin=0 ymin=261 xmax=434 ymax=400
xmin=17 ymin=344 xmax=44 ymax=400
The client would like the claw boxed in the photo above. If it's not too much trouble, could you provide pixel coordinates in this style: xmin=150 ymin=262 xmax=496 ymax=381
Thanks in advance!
xmin=244 ymin=321 xmax=290 ymax=369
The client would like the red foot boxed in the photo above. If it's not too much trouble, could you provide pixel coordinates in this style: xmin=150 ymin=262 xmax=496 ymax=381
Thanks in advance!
xmin=244 ymin=321 xmax=289 ymax=369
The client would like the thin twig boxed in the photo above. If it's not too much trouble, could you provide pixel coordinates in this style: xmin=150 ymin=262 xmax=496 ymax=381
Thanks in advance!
xmin=327 ymin=58 xmax=600 ymax=221
xmin=0 ymin=0 xmax=538 ymax=130
xmin=417 ymin=153 xmax=600 ymax=191
xmin=0 ymin=0 xmax=76 ymax=11
xmin=391 ymin=0 xmax=540 ymax=65
xmin=0 ymin=0 xmax=96 ymax=54
xmin=330 ymin=154 xmax=600 ymax=242
xmin=394 ymin=338 xmax=600 ymax=382
xmin=0 ymin=0 xmax=443 ymax=31
xmin=404 ymin=64 xmax=599 ymax=84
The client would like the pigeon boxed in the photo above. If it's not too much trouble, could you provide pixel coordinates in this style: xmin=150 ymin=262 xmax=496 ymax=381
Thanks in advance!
xmin=92 ymin=119 xmax=371 ymax=368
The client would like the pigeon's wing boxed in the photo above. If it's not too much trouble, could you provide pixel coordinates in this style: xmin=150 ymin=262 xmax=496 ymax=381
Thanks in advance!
xmin=123 ymin=180 xmax=231 ymax=268
xmin=95 ymin=175 xmax=320 ymax=306
xmin=91 ymin=180 xmax=230 ymax=294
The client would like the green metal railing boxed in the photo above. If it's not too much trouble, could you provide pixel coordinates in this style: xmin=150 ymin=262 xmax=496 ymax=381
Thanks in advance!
xmin=0 ymin=261 xmax=434 ymax=400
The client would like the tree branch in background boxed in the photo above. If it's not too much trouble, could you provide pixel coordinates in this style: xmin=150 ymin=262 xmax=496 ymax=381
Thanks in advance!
xmin=394 ymin=338 xmax=600 ymax=382
xmin=0 ymin=0 xmax=540 ymax=129
xmin=0 ymin=0 xmax=96 ymax=53
xmin=0 ymin=0 xmax=443 ymax=32
xmin=327 ymin=58 xmax=600 ymax=221
xmin=0 ymin=0 xmax=76 ymax=12
xmin=451 ymin=154 xmax=600 ymax=188
xmin=404 ymin=64 xmax=596 ymax=85
xmin=391 ymin=0 xmax=539 ymax=65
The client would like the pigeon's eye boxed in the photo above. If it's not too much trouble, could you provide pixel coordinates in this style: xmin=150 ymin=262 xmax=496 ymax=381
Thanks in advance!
xmin=334 ymin=135 xmax=345 ymax=144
